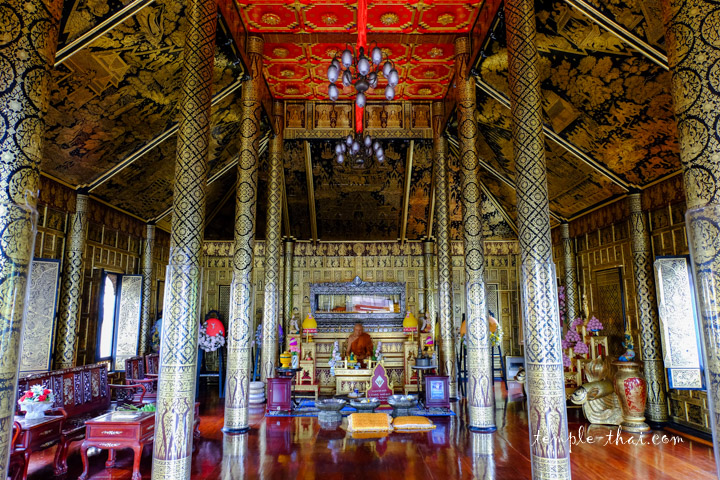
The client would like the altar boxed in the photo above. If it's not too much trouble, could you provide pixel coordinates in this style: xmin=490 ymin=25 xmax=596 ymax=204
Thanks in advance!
xmin=334 ymin=366 xmax=373 ymax=395
xmin=286 ymin=277 xmax=433 ymax=396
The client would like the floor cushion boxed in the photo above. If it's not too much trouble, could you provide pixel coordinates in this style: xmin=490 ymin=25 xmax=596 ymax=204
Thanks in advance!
xmin=392 ymin=416 xmax=436 ymax=431
xmin=347 ymin=413 xmax=393 ymax=432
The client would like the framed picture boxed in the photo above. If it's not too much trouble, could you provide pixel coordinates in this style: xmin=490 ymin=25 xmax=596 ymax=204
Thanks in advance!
xmin=424 ymin=375 xmax=450 ymax=408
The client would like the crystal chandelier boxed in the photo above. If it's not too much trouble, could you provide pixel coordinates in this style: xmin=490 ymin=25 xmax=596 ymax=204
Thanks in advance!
xmin=334 ymin=133 xmax=385 ymax=166
xmin=327 ymin=45 xmax=399 ymax=107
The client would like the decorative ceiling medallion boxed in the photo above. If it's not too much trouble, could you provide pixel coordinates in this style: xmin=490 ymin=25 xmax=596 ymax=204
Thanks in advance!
xmin=437 ymin=13 xmax=455 ymax=25
xmin=423 ymin=70 xmax=437 ymax=78
xmin=286 ymin=86 xmax=300 ymax=94
xmin=321 ymin=13 xmax=338 ymax=25
xmin=428 ymin=47 xmax=443 ymax=58
xmin=261 ymin=13 xmax=281 ymax=25
xmin=380 ymin=13 xmax=399 ymax=25
xmin=418 ymin=87 xmax=432 ymax=95
xmin=325 ymin=47 xmax=339 ymax=58
xmin=281 ymin=69 xmax=295 ymax=78
xmin=273 ymin=47 xmax=289 ymax=58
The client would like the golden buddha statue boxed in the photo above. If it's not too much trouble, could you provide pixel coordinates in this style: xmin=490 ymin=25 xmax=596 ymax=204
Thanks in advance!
xmin=345 ymin=322 xmax=373 ymax=365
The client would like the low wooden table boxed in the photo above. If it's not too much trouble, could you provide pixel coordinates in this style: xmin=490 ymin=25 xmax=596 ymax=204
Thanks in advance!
xmin=79 ymin=411 xmax=155 ymax=480
xmin=14 ymin=415 xmax=64 ymax=480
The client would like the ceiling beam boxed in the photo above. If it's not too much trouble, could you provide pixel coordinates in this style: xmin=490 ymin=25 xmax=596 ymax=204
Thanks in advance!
xmin=479 ymin=180 xmax=518 ymax=236
xmin=85 ymin=80 xmax=244 ymax=191
xmin=304 ymin=141 xmax=318 ymax=243
xmin=204 ymin=180 xmax=237 ymax=229
xmin=447 ymin=139 xmax=567 ymax=224
xmin=55 ymin=0 xmax=155 ymax=66
xmin=564 ymin=0 xmax=668 ymax=70
xmin=399 ymin=140 xmax=415 ymax=244
xmin=260 ymin=32 xmax=458 ymax=45
xmin=474 ymin=78 xmax=634 ymax=191
xmin=150 ymin=132 xmax=270 ymax=224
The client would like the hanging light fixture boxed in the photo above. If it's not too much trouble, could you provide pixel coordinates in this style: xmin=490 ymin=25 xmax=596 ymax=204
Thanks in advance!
xmin=326 ymin=44 xmax=398 ymax=106
xmin=334 ymin=132 xmax=385 ymax=166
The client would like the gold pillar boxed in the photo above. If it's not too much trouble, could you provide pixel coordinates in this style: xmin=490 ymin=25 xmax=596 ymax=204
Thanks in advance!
xmin=628 ymin=193 xmax=669 ymax=425
xmin=423 ymin=240 xmax=436 ymax=333
xmin=139 ymin=223 xmax=155 ymax=355
xmin=262 ymin=101 xmax=284 ymax=381
xmin=505 ymin=0 xmax=571 ymax=477
xmin=455 ymin=37 xmax=495 ymax=429
xmin=560 ymin=223 xmax=578 ymax=322
xmin=151 ymin=0 xmax=216 ymax=477
xmin=432 ymin=101 xmax=457 ymax=397
xmin=665 ymin=1 xmax=720 ymax=468
xmin=224 ymin=36 xmax=264 ymax=432
xmin=54 ymin=191 xmax=89 ymax=368
xmin=283 ymin=238 xmax=295 ymax=331
xmin=0 ymin=1 xmax=61 ymax=476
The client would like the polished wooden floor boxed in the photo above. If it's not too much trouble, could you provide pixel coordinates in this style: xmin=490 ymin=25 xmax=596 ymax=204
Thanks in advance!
xmin=23 ymin=383 xmax=717 ymax=479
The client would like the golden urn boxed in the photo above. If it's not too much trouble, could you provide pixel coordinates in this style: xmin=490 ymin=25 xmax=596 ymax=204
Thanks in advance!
xmin=612 ymin=361 xmax=650 ymax=433
xmin=280 ymin=351 xmax=292 ymax=368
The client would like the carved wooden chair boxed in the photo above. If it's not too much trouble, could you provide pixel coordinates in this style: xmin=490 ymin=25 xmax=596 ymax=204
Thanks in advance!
xmin=124 ymin=356 xmax=157 ymax=404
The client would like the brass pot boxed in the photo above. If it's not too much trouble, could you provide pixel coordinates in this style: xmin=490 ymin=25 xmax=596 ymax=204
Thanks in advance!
xmin=612 ymin=361 xmax=649 ymax=433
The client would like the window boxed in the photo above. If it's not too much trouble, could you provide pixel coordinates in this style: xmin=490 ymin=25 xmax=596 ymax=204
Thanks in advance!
xmin=97 ymin=273 xmax=119 ymax=362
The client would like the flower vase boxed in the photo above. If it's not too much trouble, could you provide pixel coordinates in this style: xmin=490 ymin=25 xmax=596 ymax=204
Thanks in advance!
xmin=612 ymin=361 xmax=650 ymax=433
xmin=20 ymin=402 xmax=52 ymax=420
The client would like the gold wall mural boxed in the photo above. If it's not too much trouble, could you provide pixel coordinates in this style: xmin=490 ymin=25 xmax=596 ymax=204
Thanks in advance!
xmin=470 ymin=94 xmax=626 ymax=219
xmin=43 ymin=0 xmax=243 ymax=188
xmin=580 ymin=0 xmax=666 ymax=51
xmin=477 ymin=0 xmax=680 ymax=189
xmin=201 ymin=239 xmax=522 ymax=374
xmin=114 ymin=274 xmax=144 ymax=371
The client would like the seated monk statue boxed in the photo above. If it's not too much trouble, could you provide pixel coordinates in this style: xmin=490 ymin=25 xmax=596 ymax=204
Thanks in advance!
xmin=345 ymin=322 xmax=373 ymax=365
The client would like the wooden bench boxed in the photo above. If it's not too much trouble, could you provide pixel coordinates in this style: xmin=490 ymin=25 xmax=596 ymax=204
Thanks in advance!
xmin=17 ymin=363 xmax=144 ymax=475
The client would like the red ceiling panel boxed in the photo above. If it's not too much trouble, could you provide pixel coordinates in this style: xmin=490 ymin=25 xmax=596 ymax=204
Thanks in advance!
xmin=235 ymin=0 xmax=482 ymax=100
xmin=407 ymin=63 xmax=453 ymax=82
xmin=303 ymin=3 xmax=357 ymax=32
xmin=418 ymin=3 xmax=478 ymax=32
xmin=266 ymin=63 xmax=312 ymax=82
xmin=242 ymin=3 xmax=301 ymax=32
xmin=366 ymin=3 xmax=416 ymax=32
xmin=411 ymin=43 xmax=455 ymax=62
xmin=263 ymin=43 xmax=307 ymax=62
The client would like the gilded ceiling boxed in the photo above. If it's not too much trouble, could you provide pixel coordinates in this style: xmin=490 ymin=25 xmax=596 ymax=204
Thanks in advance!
xmin=35 ymin=0 xmax=685 ymax=243
xmin=475 ymin=0 xmax=679 ymax=191
xmin=234 ymin=0 xmax=481 ymax=101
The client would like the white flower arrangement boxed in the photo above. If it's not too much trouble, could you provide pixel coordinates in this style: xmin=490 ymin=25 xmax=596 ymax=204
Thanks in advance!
xmin=198 ymin=321 xmax=226 ymax=352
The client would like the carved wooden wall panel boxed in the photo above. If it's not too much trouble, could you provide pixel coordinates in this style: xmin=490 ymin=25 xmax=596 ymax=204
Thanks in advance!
xmin=21 ymin=260 xmax=61 ymax=374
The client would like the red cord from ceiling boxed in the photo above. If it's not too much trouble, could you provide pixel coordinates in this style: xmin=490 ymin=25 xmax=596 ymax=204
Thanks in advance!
xmin=355 ymin=0 xmax=367 ymax=133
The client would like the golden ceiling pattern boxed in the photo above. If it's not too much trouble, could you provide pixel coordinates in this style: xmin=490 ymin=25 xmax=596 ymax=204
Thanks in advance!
xmin=469 ymin=94 xmax=626 ymax=219
xmin=43 ymin=0 xmax=244 ymax=186
xmin=476 ymin=0 xmax=679 ymax=188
